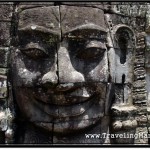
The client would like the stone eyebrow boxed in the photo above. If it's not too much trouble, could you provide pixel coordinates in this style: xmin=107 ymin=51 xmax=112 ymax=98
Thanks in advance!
xmin=65 ymin=23 xmax=108 ymax=35
xmin=18 ymin=25 xmax=60 ymax=38
xmin=64 ymin=25 xmax=107 ymax=40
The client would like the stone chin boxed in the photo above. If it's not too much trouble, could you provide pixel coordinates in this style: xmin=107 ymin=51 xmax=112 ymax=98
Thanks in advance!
xmin=34 ymin=107 xmax=104 ymax=134
xmin=34 ymin=118 xmax=102 ymax=134
xmin=34 ymin=101 xmax=103 ymax=133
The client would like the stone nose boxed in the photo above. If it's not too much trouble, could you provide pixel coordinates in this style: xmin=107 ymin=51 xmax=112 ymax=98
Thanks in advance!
xmin=41 ymin=71 xmax=58 ymax=87
xmin=58 ymin=45 xmax=85 ymax=83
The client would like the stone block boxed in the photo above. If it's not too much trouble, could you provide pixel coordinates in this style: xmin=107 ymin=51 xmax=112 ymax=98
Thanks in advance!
xmin=18 ymin=6 xmax=60 ymax=37
xmin=110 ymin=4 xmax=147 ymax=18
xmin=0 ymin=48 xmax=10 ymax=67
xmin=124 ymin=84 xmax=132 ymax=104
xmin=0 ymin=3 xmax=13 ymax=21
xmin=61 ymin=2 xmax=104 ymax=10
xmin=134 ymin=67 xmax=146 ymax=80
xmin=60 ymin=5 xmax=107 ymax=35
xmin=0 ymin=75 xmax=7 ymax=99
xmin=134 ymin=127 xmax=148 ymax=144
xmin=0 ymin=68 xmax=8 ymax=76
xmin=0 ymin=22 xmax=11 ymax=46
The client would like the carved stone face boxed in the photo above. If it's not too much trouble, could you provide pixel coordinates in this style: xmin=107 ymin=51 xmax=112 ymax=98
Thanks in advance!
xmin=11 ymin=5 xmax=111 ymax=133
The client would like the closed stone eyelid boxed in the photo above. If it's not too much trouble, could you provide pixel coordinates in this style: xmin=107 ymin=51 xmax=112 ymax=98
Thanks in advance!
xmin=85 ymin=41 xmax=107 ymax=49
xmin=21 ymin=42 xmax=48 ymax=55
xmin=19 ymin=46 xmax=49 ymax=59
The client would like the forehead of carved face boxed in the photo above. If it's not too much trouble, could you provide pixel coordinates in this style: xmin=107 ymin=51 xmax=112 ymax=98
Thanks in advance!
xmin=13 ymin=5 xmax=108 ymax=87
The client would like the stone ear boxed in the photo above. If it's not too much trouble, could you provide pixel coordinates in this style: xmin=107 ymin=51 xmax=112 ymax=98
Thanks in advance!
xmin=108 ymin=25 xmax=135 ymax=84
xmin=113 ymin=25 xmax=135 ymax=50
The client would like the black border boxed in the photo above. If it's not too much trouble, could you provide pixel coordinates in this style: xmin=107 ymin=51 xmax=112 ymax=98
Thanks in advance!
xmin=1 ymin=1 xmax=150 ymax=2
xmin=1 ymin=0 xmax=150 ymax=148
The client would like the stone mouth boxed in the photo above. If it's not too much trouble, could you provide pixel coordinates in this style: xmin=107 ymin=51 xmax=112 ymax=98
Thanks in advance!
xmin=33 ymin=86 xmax=94 ymax=105
xmin=34 ymin=94 xmax=93 ymax=105
xmin=34 ymin=94 xmax=96 ymax=118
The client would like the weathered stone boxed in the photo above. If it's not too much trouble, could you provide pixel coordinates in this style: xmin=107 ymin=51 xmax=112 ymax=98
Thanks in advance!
xmin=133 ymin=93 xmax=147 ymax=102
xmin=124 ymin=84 xmax=132 ymax=104
xmin=133 ymin=87 xmax=146 ymax=93
xmin=53 ymin=116 xmax=109 ymax=144
xmin=146 ymin=68 xmax=150 ymax=106
xmin=146 ymin=5 xmax=150 ymax=33
xmin=105 ymin=13 xmax=145 ymax=33
xmin=146 ymin=34 xmax=150 ymax=51
xmin=0 ymin=108 xmax=12 ymax=132
xmin=0 ymin=48 xmax=10 ymax=68
xmin=18 ymin=6 xmax=61 ymax=37
xmin=112 ymin=121 xmax=122 ymax=131
xmin=0 ymin=3 xmax=13 ymax=21
xmin=0 ymin=69 xmax=8 ymax=120
xmin=0 ymin=75 xmax=7 ymax=99
xmin=146 ymin=53 xmax=150 ymax=71
xmin=133 ymin=80 xmax=146 ymax=89
xmin=106 ymin=20 xmax=135 ymax=84
xmin=3 ymin=86 xmax=15 ymax=144
xmin=105 ymin=13 xmax=134 ymax=28
xmin=60 ymin=5 xmax=107 ymax=35
xmin=111 ymin=105 xmax=137 ymax=117
xmin=107 ymin=48 xmax=115 ymax=82
xmin=134 ymin=27 xmax=147 ymax=136
xmin=105 ymin=83 xmax=115 ymax=115
xmin=0 ymin=69 xmax=8 ymax=76
xmin=58 ymin=6 xmax=109 ymax=83
xmin=134 ymin=127 xmax=148 ymax=144
xmin=114 ymin=84 xmax=124 ymax=104
xmin=110 ymin=4 xmax=147 ymax=18
xmin=136 ymin=107 xmax=147 ymax=115
xmin=12 ymin=6 xmax=60 ymax=88
xmin=58 ymin=42 xmax=109 ymax=83
xmin=135 ymin=114 xmax=147 ymax=126
xmin=0 ymin=23 xmax=11 ymax=46
xmin=134 ymin=55 xmax=145 ymax=67
xmin=18 ymin=2 xmax=54 ymax=7
xmin=61 ymin=2 xmax=104 ymax=9
xmin=122 ymin=120 xmax=137 ymax=130
xmin=134 ymin=67 xmax=146 ymax=80
xmin=2 ymin=2 xmax=149 ymax=145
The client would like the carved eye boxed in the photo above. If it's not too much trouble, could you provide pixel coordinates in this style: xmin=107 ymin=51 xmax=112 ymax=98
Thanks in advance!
xmin=76 ymin=40 xmax=106 ymax=60
xmin=76 ymin=48 xmax=105 ymax=60
xmin=20 ymin=43 xmax=49 ymax=59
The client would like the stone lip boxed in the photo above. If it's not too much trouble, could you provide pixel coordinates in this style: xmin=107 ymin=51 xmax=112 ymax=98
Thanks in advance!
xmin=34 ymin=92 xmax=97 ymax=118
xmin=33 ymin=86 xmax=93 ymax=106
